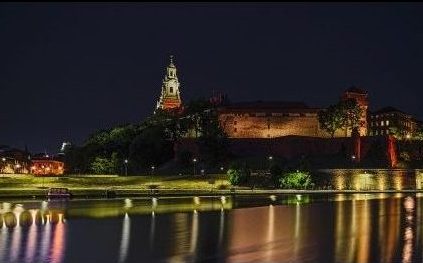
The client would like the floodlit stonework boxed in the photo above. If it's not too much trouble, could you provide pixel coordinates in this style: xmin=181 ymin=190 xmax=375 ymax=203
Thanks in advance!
xmin=156 ymin=55 xmax=182 ymax=111
xmin=217 ymin=87 xmax=369 ymax=139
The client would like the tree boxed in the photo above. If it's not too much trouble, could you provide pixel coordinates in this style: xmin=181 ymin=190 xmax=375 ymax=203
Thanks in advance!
xmin=227 ymin=162 xmax=250 ymax=186
xmin=318 ymin=99 xmax=362 ymax=137
xmin=279 ymin=171 xmax=314 ymax=189
xmin=318 ymin=105 xmax=344 ymax=137
xmin=128 ymin=125 xmax=174 ymax=173
xmin=90 ymin=153 xmax=119 ymax=174
xmin=339 ymin=99 xmax=362 ymax=134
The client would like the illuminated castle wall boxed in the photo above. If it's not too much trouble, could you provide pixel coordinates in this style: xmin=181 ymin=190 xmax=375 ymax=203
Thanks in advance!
xmin=218 ymin=87 xmax=369 ymax=139
xmin=218 ymin=101 xmax=325 ymax=138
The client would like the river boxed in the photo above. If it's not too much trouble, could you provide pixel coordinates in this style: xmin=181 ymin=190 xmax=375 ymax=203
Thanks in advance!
xmin=0 ymin=193 xmax=421 ymax=262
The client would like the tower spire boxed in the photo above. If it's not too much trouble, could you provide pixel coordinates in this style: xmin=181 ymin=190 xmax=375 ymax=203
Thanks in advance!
xmin=155 ymin=55 xmax=182 ymax=111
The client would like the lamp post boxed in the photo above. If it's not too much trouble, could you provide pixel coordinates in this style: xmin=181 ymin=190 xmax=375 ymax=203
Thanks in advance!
xmin=268 ymin=156 xmax=273 ymax=170
xmin=193 ymin=158 xmax=197 ymax=176
xmin=1 ymin=157 xmax=5 ymax=177
xmin=124 ymin=159 xmax=128 ymax=176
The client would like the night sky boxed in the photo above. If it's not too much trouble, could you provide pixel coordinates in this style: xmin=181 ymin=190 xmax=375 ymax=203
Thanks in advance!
xmin=1 ymin=3 xmax=423 ymax=153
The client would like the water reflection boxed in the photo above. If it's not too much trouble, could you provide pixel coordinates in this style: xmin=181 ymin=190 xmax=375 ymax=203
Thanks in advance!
xmin=0 ymin=203 xmax=67 ymax=263
xmin=0 ymin=195 xmax=423 ymax=262
xmin=118 ymin=213 xmax=130 ymax=263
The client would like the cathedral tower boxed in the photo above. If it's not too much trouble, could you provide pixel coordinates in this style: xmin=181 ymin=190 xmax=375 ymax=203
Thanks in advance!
xmin=156 ymin=55 xmax=182 ymax=111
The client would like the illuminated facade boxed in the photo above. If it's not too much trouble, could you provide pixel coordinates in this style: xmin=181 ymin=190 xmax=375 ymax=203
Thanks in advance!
xmin=156 ymin=55 xmax=182 ymax=111
xmin=218 ymin=101 xmax=324 ymax=138
xmin=30 ymin=159 xmax=64 ymax=176
xmin=0 ymin=147 xmax=30 ymax=174
xmin=369 ymin=106 xmax=421 ymax=138
xmin=218 ymin=87 xmax=369 ymax=139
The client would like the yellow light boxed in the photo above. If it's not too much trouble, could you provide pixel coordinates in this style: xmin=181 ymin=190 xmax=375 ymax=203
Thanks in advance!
xmin=220 ymin=196 xmax=226 ymax=204
xmin=193 ymin=196 xmax=200 ymax=205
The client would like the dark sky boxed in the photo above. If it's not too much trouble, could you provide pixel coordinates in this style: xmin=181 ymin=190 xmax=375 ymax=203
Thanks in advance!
xmin=1 ymin=3 xmax=423 ymax=153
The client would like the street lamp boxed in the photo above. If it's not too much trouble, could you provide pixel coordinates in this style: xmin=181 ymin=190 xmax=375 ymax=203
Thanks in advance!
xmin=124 ymin=159 xmax=128 ymax=176
xmin=193 ymin=158 xmax=197 ymax=176
xmin=151 ymin=165 xmax=155 ymax=175
xmin=268 ymin=156 xmax=273 ymax=170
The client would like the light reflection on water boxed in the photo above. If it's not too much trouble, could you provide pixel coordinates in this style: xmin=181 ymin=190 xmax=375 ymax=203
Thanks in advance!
xmin=0 ymin=194 xmax=422 ymax=262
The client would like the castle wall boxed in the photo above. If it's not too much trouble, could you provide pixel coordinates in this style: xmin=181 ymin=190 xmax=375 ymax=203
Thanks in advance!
xmin=218 ymin=112 xmax=352 ymax=138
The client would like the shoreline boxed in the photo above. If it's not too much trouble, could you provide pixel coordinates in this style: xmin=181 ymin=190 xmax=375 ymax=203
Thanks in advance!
xmin=1 ymin=188 xmax=423 ymax=200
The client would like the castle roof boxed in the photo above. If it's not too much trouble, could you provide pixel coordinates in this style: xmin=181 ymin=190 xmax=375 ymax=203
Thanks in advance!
xmin=373 ymin=106 xmax=407 ymax=115
xmin=218 ymin=101 xmax=321 ymax=113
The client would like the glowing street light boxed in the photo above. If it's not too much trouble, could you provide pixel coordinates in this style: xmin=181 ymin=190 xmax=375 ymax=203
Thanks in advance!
xmin=193 ymin=158 xmax=197 ymax=176
xmin=268 ymin=156 xmax=273 ymax=170
xmin=124 ymin=159 xmax=128 ymax=176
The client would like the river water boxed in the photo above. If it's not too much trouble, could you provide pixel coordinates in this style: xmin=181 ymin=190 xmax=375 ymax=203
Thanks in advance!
xmin=0 ymin=193 xmax=421 ymax=263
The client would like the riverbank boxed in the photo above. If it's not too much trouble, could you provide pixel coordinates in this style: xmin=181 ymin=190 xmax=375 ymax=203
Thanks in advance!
xmin=1 ymin=173 xmax=423 ymax=199
xmin=1 ymin=187 xmax=423 ymax=200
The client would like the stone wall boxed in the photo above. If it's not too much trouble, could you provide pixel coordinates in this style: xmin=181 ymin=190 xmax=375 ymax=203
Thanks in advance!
xmin=219 ymin=113 xmax=351 ymax=139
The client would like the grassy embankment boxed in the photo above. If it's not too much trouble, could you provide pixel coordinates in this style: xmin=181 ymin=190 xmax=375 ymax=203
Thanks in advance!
xmin=0 ymin=174 xmax=232 ymax=198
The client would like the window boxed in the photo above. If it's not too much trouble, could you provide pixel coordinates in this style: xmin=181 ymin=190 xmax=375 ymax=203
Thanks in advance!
xmin=234 ymin=121 xmax=237 ymax=125
xmin=386 ymin=129 xmax=389 ymax=134
xmin=381 ymin=121 xmax=384 ymax=126
xmin=381 ymin=130 xmax=384 ymax=135
xmin=376 ymin=130 xmax=379 ymax=135
xmin=169 ymin=87 xmax=174 ymax=93
xmin=234 ymin=128 xmax=237 ymax=132
xmin=386 ymin=120 xmax=390 ymax=126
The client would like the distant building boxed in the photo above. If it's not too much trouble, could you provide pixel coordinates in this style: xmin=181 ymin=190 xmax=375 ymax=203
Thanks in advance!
xmin=0 ymin=147 xmax=30 ymax=174
xmin=155 ymin=55 xmax=182 ymax=111
xmin=30 ymin=156 xmax=64 ymax=176
xmin=369 ymin=106 xmax=421 ymax=138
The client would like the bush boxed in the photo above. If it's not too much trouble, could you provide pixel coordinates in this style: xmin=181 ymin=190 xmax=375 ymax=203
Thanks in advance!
xmin=227 ymin=162 xmax=250 ymax=186
xmin=279 ymin=171 xmax=314 ymax=189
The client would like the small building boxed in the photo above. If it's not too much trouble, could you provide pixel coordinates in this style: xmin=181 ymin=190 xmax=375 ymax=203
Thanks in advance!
xmin=369 ymin=106 xmax=421 ymax=138
xmin=0 ymin=147 xmax=30 ymax=174
xmin=30 ymin=158 xmax=64 ymax=176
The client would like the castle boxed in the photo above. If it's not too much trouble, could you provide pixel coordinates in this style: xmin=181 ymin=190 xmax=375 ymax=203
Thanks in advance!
xmin=155 ymin=56 xmax=369 ymax=139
